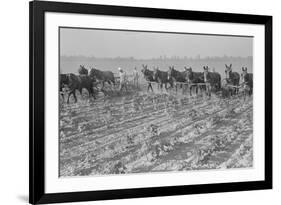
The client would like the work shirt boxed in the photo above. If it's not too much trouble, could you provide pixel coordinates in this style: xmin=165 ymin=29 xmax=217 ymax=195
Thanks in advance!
xmin=119 ymin=71 xmax=126 ymax=84
xmin=133 ymin=70 xmax=139 ymax=79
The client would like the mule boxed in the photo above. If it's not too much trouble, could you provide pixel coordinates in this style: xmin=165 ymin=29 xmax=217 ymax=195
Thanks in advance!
xmin=225 ymin=64 xmax=240 ymax=95
xmin=60 ymin=73 xmax=95 ymax=103
xmin=184 ymin=67 xmax=204 ymax=96
xmin=141 ymin=64 xmax=156 ymax=92
xmin=240 ymin=67 xmax=253 ymax=99
xmin=203 ymin=66 xmax=221 ymax=97
xmin=153 ymin=67 xmax=173 ymax=91
xmin=78 ymin=65 xmax=89 ymax=75
xmin=167 ymin=66 xmax=187 ymax=93
xmin=89 ymin=68 xmax=115 ymax=89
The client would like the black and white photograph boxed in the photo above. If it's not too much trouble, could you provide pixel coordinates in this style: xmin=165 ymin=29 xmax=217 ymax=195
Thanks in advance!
xmin=0 ymin=0 xmax=277 ymax=204
xmin=59 ymin=27 xmax=254 ymax=177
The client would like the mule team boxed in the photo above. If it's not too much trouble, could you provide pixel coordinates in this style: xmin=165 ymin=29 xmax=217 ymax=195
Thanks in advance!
xmin=60 ymin=66 xmax=116 ymax=103
xmin=60 ymin=64 xmax=253 ymax=103
xmin=142 ymin=64 xmax=252 ymax=97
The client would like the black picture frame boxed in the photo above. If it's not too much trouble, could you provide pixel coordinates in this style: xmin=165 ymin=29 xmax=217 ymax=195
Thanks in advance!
xmin=29 ymin=0 xmax=272 ymax=204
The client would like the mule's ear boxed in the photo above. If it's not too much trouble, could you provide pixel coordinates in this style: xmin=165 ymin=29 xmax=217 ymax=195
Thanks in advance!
xmin=225 ymin=64 xmax=227 ymax=68
xmin=230 ymin=64 xmax=232 ymax=68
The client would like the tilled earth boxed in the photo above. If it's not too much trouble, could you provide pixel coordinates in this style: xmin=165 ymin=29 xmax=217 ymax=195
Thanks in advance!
xmin=59 ymin=88 xmax=253 ymax=177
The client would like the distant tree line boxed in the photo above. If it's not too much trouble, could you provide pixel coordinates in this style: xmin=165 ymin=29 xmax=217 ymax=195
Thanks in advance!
xmin=61 ymin=55 xmax=253 ymax=62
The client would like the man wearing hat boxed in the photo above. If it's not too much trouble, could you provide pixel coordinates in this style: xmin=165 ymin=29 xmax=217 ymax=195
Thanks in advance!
xmin=118 ymin=67 xmax=128 ymax=92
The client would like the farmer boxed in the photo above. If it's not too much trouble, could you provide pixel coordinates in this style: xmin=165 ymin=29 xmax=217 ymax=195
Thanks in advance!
xmin=118 ymin=67 xmax=128 ymax=92
xmin=133 ymin=67 xmax=139 ymax=88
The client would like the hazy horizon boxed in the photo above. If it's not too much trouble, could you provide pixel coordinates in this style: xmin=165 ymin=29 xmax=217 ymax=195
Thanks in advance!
xmin=60 ymin=28 xmax=253 ymax=59
xmin=60 ymin=55 xmax=253 ymax=60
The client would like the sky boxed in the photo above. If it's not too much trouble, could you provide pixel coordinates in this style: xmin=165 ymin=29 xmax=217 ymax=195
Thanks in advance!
xmin=60 ymin=27 xmax=253 ymax=59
